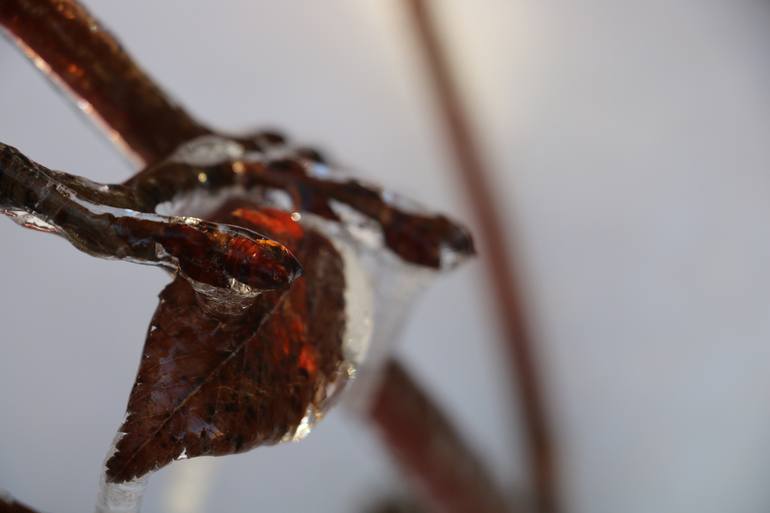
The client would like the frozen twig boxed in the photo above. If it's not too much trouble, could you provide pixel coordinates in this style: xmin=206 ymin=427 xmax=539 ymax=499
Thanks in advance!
xmin=0 ymin=0 xmax=209 ymax=164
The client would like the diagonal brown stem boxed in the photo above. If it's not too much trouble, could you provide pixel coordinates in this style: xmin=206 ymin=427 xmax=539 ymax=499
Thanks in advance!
xmin=0 ymin=0 xmax=210 ymax=164
xmin=370 ymin=361 xmax=513 ymax=513
xmin=403 ymin=1 xmax=560 ymax=512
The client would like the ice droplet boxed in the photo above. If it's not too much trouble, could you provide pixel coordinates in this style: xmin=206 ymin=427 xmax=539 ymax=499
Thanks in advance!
xmin=170 ymin=135 xmax=244 ymax=166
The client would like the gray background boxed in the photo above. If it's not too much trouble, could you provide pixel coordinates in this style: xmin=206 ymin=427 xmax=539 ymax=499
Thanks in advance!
xmin=2 ymin=1 xmax=770 ymax=512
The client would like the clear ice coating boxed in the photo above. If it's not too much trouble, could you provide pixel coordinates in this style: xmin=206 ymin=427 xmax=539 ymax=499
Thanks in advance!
xmin=0 ymin=143 xmax=302 ymax=306
xmin=96 ymin=477 xmax=147 ymax=513
xmin=0 ymin=134 xmax=475 ymax=488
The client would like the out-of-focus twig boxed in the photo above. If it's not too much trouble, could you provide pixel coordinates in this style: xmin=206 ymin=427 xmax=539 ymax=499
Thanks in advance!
xmin=0 ymin=0 xmax=209 ymax=164
xmin=0 ymin=495 xmax=40 ymax=513
xmin=370 ymin=361 xmax=512 ymax=513
xmin=403 ymin=1 xmax=560 ymax=512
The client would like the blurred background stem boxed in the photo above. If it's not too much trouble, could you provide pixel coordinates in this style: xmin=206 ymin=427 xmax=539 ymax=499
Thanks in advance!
xmin=370 ymin=361 xmax=513 ymax=513
xmin=403 ymin=1 xmax=560 ymax=511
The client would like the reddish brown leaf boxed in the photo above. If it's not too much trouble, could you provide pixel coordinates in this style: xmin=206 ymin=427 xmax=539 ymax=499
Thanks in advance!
xmin=106 ymin=201 xmax=348 ymax=482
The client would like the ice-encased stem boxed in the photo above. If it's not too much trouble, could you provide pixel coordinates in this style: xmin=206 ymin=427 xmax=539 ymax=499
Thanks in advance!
xmin=95 ymin=477 xmax=148 ymax=513
xmin=0 ymin=143 xmax=301 ymax=298
xmin=0 ymin=0 xmax=210 ymax=164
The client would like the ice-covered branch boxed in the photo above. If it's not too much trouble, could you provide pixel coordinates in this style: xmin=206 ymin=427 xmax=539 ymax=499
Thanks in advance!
xmin=0 ymin=0 xmax=209 ymax=164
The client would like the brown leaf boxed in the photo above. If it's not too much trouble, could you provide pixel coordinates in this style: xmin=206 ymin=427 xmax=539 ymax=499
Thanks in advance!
xmin=106 ymin=201 xmax=347 ymax=482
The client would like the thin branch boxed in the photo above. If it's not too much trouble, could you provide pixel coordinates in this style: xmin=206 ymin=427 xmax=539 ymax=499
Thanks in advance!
xmin=402 ymin=1 xmax=560 ymax=512
xmin=0 ymin=0 xmax=209 ymax=164
xmin=369 ymin=361 xmax=513 ymax=513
